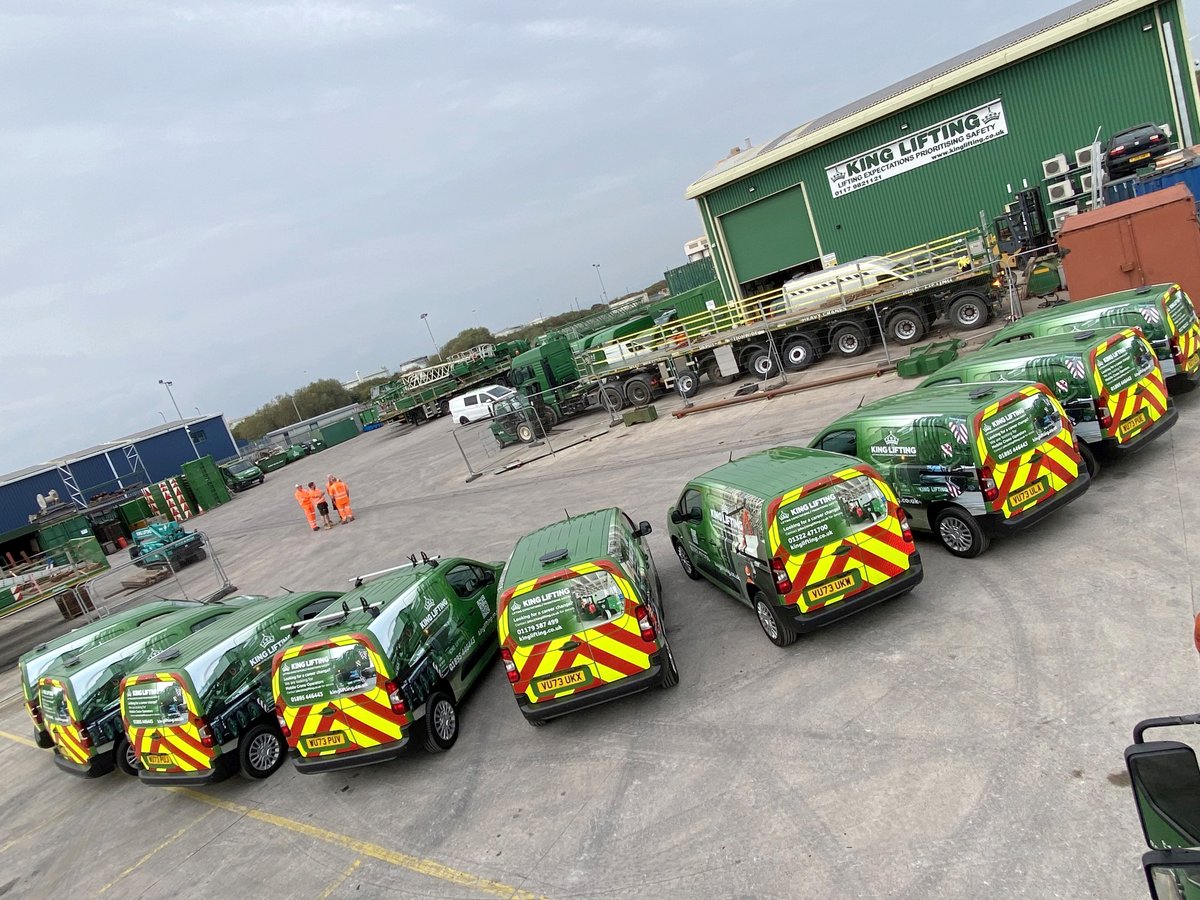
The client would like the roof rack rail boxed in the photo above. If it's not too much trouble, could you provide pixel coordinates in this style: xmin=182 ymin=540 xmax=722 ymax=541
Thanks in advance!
xmin=350 ymin=554 xmax=440 ymax=588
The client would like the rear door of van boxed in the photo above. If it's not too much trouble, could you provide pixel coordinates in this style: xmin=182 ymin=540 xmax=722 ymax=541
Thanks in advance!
xmin=973 ymin=385 xmax=1082 ymax=520
xmin=1162 ymin=285 xmax=1200 ymax=378
xmin=500 ymin=562 xmax=654 ymax=706
xmin=768 ymin=468 xmax=913 ymax=613
xmin=121 ymin=673 xmax=215 ymax=775
xmin=1089 ymin=329 xmax=1170 ymax=445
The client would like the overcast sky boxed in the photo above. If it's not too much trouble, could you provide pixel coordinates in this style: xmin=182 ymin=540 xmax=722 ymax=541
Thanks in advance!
xmin=1 ymin=0 xmax=1194 ymax=475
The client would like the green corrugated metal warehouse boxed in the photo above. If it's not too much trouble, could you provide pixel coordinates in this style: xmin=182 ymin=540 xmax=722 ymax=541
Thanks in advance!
xmin=686 ymin=0 xmax=1200 ymax=301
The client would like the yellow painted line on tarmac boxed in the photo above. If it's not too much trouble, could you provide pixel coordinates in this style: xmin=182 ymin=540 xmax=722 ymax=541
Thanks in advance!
xmin=174 ymin=788 xmax=543 ymax=899
xmin=0 ymin=729 xmax=37 ymax=749
xmin=98 ymin=806 xmax=218 ymax=893
xmin=317 ymin=856 xmax=361 ymax=899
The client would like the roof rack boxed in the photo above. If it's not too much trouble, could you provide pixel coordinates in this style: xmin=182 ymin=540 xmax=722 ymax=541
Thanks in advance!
xmin=285 ymin=599 xmax=353 ymax=638
xmin=349 ymin=553 xmax=439 ymax=588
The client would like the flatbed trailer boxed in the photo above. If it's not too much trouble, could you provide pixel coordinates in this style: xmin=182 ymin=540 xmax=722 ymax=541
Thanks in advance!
xmin=373 ymin=342 xmax=526 ymax=425
xmin=573 ymin=229 xmax=1001 ymax=410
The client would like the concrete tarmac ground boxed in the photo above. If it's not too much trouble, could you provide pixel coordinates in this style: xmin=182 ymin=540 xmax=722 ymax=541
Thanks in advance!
xmin=1 ymin=357 xmax=1198 ymax=898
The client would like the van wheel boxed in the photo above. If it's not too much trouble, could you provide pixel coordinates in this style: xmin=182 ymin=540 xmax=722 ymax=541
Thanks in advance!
xmin=624 ymin=376 xmax=654 ymax=408
xmin=458 ymin=416 xmax=470 ymax=425
xmin=887 ymin=307 xmax=926 ymax=344
xmin=673 ymin=539 xmax=701 ymax=580
xmin=754 ymin=592 xmax=797 ymax=647
xmin=1078 ymin=441 xmax=1101 ymax=479
xmin=782 ymin=335 xmax=816 ymax=371
xmin=600 ymin=384 xmax=625 ymax=413
xmin=239 ymin=723 xmax=285 ymax=779
xmin=748 ymin=349 xmax=779 ymax=379
xmin=675 ymin=370 xmax=700 ymax=398
xmin=115 ymin=735 xmax=139 ymax=777
xmin=423 ymin=691 xmax=459 ymax=753
xmin=948 ymin=292 xmax=989 ymax=330
xmin=659 ymin=642 xmax=679 ymax=688
xmin=934 ymin=508 xmax=990 ymax=558
xmin=34 ymin=729 xmax=54 ymax=749
xmin=831 ymin=323 xmax=869 ymax=357
xmin=704 ymin=359 xmax=737 ymax=386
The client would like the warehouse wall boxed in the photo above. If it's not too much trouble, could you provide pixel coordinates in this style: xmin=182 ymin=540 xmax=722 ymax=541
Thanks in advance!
xmin=699 ymin=0 xmax=1200 ymax=294
xmin=0 ymin=471 xmax=71 ymax=535
xmin=187 ymin=416 xmax=236 ymax=462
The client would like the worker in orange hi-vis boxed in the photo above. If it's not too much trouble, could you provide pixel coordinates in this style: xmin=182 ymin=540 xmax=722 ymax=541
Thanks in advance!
xmin=328 ymin=474 xmax=353 ymax=523
xmin=307 ymin=482 xmax=335 ymax=529
xmin=294 ymin=483 xmax=318 ymax=532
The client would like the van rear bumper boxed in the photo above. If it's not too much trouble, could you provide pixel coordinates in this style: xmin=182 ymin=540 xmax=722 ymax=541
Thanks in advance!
xmin=138 ymin=767 xmax=221 ymax=786
xmin=53 ymin=748 xmax=112 ymax=778
xmin=517 ymin=655 xmax=666 ymax=723
xmin=786 ymin=555 xmax=924 ymax=633
xmin=289 ymin=736 xmax=410 ymax=774
xmin=1112 ymin=403 xmax=1178 ymax=453
xmin=987 ymin=467 xmax=1091 ymax=533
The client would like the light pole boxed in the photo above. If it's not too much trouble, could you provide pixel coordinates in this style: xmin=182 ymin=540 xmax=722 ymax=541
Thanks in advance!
xmin=592 ymin=264 xmax=609 ymax=303
xmin=157 ymin=411 xmax=167 ymax=424
xmin=420 ymin=312 xmax=441 ymax=358
xmin=290 ymin=394 xmax=302 ymax=422
xmin=159 ymin=379 xmax=200 ymax=458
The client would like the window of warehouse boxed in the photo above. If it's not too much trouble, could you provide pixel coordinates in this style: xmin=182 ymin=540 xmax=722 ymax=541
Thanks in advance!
xmin=192 ymin=430 xmax=207 ymax=443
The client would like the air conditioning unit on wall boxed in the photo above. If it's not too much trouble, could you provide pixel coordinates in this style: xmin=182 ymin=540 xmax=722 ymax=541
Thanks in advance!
xmin=1047 ymin=180 xmax=1076 ymax=203
xmin=1042 ymin=154 xmax=1070 ymax=179
xmin=1052 ymin=206 xmax=1078 ymax=231
xmin=1079 ymin=172 xmax=1094 ymax=193
xmin=1075 ymin=146 xmax=1095 ymax=170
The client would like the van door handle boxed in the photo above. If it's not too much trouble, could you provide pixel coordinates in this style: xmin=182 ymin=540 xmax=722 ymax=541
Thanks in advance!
xmin=561 ymin=640 xmax=581 ymax=651
xmin=833 ymin=545 xmax=852 ymax=556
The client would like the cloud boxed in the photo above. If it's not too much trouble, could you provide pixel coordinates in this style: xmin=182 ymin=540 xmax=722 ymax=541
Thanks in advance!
xmin=522 ymin=17 xmax=677 ymax=49
xmin=168 ymin=0 xmax=442 ymax=43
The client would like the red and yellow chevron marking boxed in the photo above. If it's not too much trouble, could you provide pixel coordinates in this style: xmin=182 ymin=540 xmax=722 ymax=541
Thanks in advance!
xmin=973 ymin=385 xmax=1081 ymax=519
xmin=498 ymin=560 xmax=657 ymax=704
xmin=272 ymin=635 xmax=407 ymax=760
xmin=766 ymin=466 xmax=914 ymax=613
xmin=120 ymin=672 xmax=215 ymax=775
xmin=1090 ymin=329 xmax=1169 ymax=445
xmin=38 ymin=677 xmax=91 ymax=766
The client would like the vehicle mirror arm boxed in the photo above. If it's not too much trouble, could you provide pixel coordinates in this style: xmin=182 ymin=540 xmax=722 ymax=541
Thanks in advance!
xmin=1134 ymin=714 xmax=1200 ymax=744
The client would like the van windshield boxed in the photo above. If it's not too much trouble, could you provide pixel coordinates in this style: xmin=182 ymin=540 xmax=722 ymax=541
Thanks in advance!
xmin=1166 ymin=288 xmax=1198 ymax=332
xmin=123 ymin=679 xmax=190 ymax=728
xmin=506 ymin=571 xmax=626 ymax=645
xmin=1095 ymin=334 xmax=1156 ymax=394
xmin=227 ymin=460 xmax=257 ymax=475
xmin=776 ymin=475 xmax=887 ymax=556
xmin=277 ymin=643 xmax=377 ymax=707
xmin=979 ymin=392 xmax=1061 ymax=463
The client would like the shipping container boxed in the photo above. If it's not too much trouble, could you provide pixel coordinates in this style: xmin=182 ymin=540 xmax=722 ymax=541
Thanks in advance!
xmin=664 ymin=257 xmax=717 ymax=296
xmin=37 ymin=516 xmax=93 ymax=553
xmin=318 ymin=418 xmax=359 ymax=447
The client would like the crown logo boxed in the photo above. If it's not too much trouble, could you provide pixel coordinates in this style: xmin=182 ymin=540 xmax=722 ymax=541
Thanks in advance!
xmin=982 ymin=109 xmax=1000 ymax=125
xmin=884 ymin=432 xmax=899 ymax=446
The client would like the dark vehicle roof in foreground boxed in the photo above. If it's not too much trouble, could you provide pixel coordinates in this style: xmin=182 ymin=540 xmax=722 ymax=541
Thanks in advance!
xmin=689 ymin=447 xmax=864 ymax=498
xmin=502 ymin=510 xmax=622 ymax=587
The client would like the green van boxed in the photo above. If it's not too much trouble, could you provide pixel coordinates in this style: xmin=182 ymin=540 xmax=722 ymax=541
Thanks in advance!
xmin=810 ymin=383 xmax=1090 ymax=558
xmin=272 ymin=556 xmax=502 ymax=772
xmin=37 ymin=597 xmax=261 ymax=777
xmin=120 ymin=591 xmax=343 ymax=785
xmin=18 ymin=599 xmax=196 ymax=748
xmin=667 ymin=448 xmax=922 ymax=647
xmin=920 ymin=328 xmax=1177 ymax=472
xmin=986 ymin=283 xmax=1200 ymax=392
xmin=498 ymin=508 xmax=676 ymax=723
xmin=219 ymin=459 xmax=265 ymax=492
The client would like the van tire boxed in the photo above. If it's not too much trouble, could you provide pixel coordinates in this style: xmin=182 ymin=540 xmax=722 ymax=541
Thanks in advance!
xmin=1078 ymin=441 xmax=1101 ymax=479
xmin=423 ymin=690 xmax=459 ymax=753
xmin=600 ymin=384 xmax=625 ymax=413
xmin=115 ymin=735 xmax=139 ymax=777
xmin=704 ymin=358 xmax=738 ymax=386
xmin=672 ymin=539 xmax=701 ymax=580
xmin=748 ymin=349 xmax=780 ymax=379
xmin=886 ymin=307 xmax=926 ymax=344
xmin=624 ymin=375 xmax=654 ymax=408
xmin=239 ymin=723 xmax=286 ymax=779
xmin=34 ymin=729 xmax=54 ymax=749
xmin=948 ymin=292 xmax=989 ymax=330
xmin=675 ymin=370 xmax=700 ymax=398
xmin=934 ymin=508 xmax=990 ymax=558
xmin=458 ymin=416 xmax=470 ymax=425
xmin=830 ymin=323 xmax=870 ymax=357
xmin=754 ymin=592 xmax=797 ymax=647
xmin=659 ymin=642 xmax=679 ymax=688
xmin=781 ymin=334 xmax=817 ymax=371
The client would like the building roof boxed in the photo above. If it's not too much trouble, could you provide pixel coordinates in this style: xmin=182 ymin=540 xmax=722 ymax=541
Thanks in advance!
xmin=685 ymin=0 xmax=1156 ymax=199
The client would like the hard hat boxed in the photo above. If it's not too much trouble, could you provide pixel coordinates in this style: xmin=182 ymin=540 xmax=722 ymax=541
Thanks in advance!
xmin=295 ymin=484 xmax=302 ymax=488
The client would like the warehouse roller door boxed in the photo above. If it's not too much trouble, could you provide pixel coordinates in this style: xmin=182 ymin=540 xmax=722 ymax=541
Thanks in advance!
xmin=718 ymin=185 xmax=820 ymax=288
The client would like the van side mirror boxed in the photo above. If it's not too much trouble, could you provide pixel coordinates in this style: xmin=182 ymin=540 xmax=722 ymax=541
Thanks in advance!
xmin=635 ymin=521 xmax=653 ymax=537
xmin=670 ymin=510 xmax=684 ymax=526
xmin=1141 ymin=849 xmax=1200 ymax=898
xmin=1126 ymin=740 xmax=1200 ymax=849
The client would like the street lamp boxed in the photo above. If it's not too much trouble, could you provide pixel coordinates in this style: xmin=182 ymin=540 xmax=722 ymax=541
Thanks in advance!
xmin=290 ymin=394 xmax=302 ymax=422
xmin=420 ymin=312 xmax=441 ymax=358
xmin=157 ymin=411 xmax=167 ymax=424
xmin=592 ymin=264 xmax=609 ymax=303
xmin=159 ymin=379 xmax=200 ymax=458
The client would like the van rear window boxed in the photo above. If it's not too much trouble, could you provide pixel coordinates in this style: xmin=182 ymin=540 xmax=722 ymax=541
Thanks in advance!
xmin=39 ymin=682 xmax=70 ymax=725
xmin=776 ymin=476 xmax=887 ymax=556
xmin=1095 ymin=335 xmax=1156 ymax=394
xmin=124 ymin=680 xmax=189 ymax=728
xmin=1166 ymin=288 xmax=1198 ymax=332
xmin=278 ymin=643 xmax=376 ymax=707
xmin=506 ymin=571 xmax=625 ymax=645
xmin=979 ymin=392 xmax=1061 ymax=463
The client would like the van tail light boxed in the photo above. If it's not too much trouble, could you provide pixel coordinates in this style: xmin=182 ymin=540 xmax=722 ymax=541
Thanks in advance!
xmin=1095 ymin=400 xmax=1113 ymax=429
xmin=25 ymin=701 xmax=43 ymax=726
xmin=196 ymin=717 xmax=214 ymax=749
xmin=500 ymin=647 xmax=519 ymax=684
xmin=275 ymin=702 xmax=289 ymax=737
xmin=977 ymin=466 xmax=999 ymax=503
xmin=897 ymin=509 xmax=914 ymax=544
xmin=1194 ymin=613 xmax=1200 ymax=654
xmin=634 ymin=606 xmax=656 ymax=643
xmin=1171 ymin=338 xmax=1185 ymax=366
xmin=383 ymin=680 xmax=407 ymax=716
xmin=74 ymin=723 xmax=92 ymax=750
xmin=770 ymin=557 xmax=793 ymax=595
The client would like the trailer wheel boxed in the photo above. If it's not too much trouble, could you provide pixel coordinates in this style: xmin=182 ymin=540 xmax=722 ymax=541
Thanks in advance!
xmin=830 ymin=322 xmax=870 ymax=357
xmin=703 ymin=358 xmax=737 ymax=386
xmin=781 ymin=335 xmax=817 ymax=371
xmin=948 ymin=292 xmax=990 ymax=330
xmin=600 ymin=384 xmax=625 ymax=413
xmin=542 ymin=406 xmax=560 ymax=428
xmin=675 ymin=370 xmax=700 ymax=398
xmin=886 ymin=307 xmax=926 ymax=344
xmin=747 ymin=348 xmax=780 ymax=379
xmin=624 ymin=376 xmax=654 ymax=408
